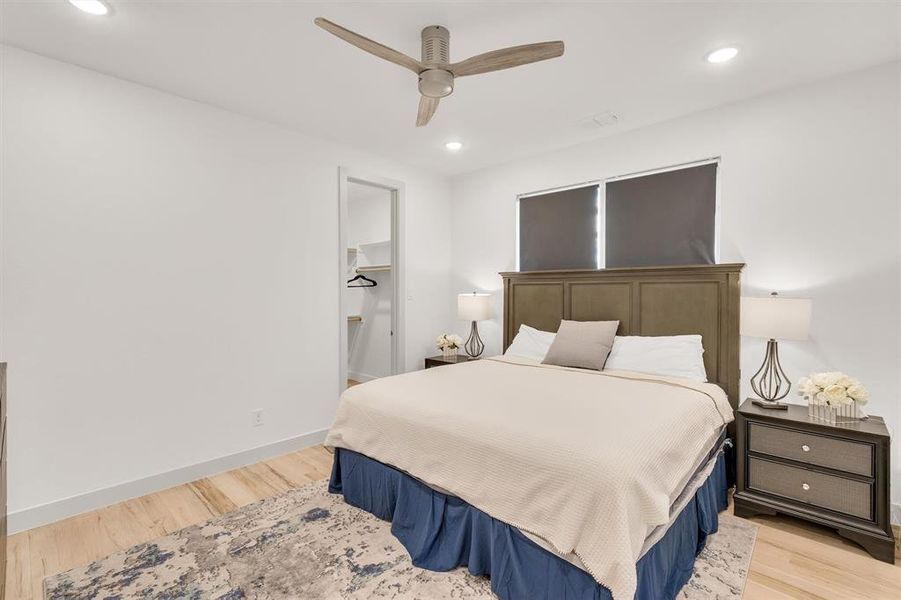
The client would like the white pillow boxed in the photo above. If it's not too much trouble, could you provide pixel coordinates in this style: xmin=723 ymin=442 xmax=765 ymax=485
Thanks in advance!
xmin=504 ymin=324 xmax=556 ymax=362
xmin=603 ymin=335 xmax=707 ymax=382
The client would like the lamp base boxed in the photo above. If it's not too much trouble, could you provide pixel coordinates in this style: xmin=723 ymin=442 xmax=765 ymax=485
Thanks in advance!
xmin=464 ymin=321 xmax=485 ymax=358
xmin=749 ymin=338 xmax=791 ymax=402
xmin=750 ymin=397 xmax=789 ymax=411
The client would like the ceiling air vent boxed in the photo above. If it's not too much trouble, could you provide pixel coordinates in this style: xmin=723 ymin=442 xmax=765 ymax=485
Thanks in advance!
xmin=578 ymin=111 xmax=619 ymax=129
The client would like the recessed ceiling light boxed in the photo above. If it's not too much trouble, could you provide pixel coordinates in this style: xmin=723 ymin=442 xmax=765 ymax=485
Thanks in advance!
xmin=68 ymin=0 xmax=110 ymax=16
xmin=706 ymin=47 xmax=739 ymax=64
xmin=445 ymin=141 xmax=463 ymax=152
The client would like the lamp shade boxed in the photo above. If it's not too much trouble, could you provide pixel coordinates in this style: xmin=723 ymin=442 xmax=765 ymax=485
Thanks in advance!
xmin=458 ymin=292 xmax=493 ymax=321
xmin=741 ymin=294 xmax=811 ymax=341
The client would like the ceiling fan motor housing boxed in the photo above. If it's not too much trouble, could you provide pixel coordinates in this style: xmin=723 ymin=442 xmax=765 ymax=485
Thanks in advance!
xmin=419 ymin=25 xmax=454 ymax=98
xmin=421 ymin=25 xmax=449 ymax=64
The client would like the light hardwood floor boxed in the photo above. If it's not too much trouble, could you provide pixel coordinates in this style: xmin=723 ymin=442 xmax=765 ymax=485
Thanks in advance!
xmin=7 ymin=445 xmax=901 ymax=599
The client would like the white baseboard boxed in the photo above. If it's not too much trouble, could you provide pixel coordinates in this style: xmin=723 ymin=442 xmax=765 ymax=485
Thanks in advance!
xmin=8 ymin=428 xmax=329 ymax=534
xmin=892 ymin=502 xmax=901 ymax=526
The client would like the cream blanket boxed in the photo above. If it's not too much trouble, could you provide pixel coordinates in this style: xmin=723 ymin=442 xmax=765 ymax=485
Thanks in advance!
xmin=325 ymin=356 xmax=733 ymax=600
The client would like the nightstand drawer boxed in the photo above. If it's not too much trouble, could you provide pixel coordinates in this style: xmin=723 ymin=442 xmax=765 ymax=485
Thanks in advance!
xmin=748 ymin=457 xmax=872 ymax=520
xmin=749 ymin=422 xmax=872 ymax=476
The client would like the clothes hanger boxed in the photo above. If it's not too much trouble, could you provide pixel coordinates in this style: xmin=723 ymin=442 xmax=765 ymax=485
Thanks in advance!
xmin=347 ymin=274 xmax=378 ymax=288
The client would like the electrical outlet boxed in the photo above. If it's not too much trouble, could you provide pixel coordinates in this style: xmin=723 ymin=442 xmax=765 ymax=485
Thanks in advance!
xmin=251 ymin=409 xmax=264 ymax=427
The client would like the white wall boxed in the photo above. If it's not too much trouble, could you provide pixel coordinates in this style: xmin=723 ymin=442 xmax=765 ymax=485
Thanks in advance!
xmin=450 ymin=62 xmax=901 ymax=508
xmin=0 ymin=46 xmax=455 ymax=529
xmin=347 ymin=183 xmax=392 ymax=249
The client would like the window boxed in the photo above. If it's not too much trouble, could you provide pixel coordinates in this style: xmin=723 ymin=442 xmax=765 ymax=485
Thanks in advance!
xmin=605 ymin=162 xmax=717 ymax=267
xmin=517 ymin=184 xmax=599 ymax=271
xmin=517 ymin=161 xmax=717 ymax=270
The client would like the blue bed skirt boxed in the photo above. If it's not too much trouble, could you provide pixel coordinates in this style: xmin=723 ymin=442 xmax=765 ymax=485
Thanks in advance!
xmin=329 ymin=448 xmax=728 ymax=600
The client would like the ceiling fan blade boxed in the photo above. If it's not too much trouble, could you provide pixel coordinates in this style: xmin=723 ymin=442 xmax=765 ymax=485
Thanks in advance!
xmin=450 ymin=41 xmax=564 ymax=77
xmin=314 ymin=18 xmax=424 ymax=74
xmin=416 ymin=96 xmax=440 ymax=127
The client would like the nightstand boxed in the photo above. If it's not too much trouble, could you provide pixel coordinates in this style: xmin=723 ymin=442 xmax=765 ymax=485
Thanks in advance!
xmin=424 ymin=354 xmax=477 ymax=369
xmin=734 ymin=399 xmax=894 ymax=563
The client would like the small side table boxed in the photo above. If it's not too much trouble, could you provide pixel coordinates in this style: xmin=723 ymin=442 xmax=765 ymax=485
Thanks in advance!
xmin=734 ymin=399 xmax=894 ymax=563
xmin=424 ymin=354 xmax=477 ymax=369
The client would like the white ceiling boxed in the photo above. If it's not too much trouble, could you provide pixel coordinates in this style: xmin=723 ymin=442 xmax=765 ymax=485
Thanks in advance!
xmin=2 ymin=1 xmax=898 ymax=176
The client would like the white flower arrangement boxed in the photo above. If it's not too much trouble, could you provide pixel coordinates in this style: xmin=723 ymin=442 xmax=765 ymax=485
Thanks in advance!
xmin=436 ymin=333 xmax=464 ymax=351
xmin=797 ymin=371 xmax=869 ymax=407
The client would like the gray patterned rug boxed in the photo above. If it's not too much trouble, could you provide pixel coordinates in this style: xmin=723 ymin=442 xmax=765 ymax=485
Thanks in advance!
xmin=44 ymin=480 xmax=757 ymax=599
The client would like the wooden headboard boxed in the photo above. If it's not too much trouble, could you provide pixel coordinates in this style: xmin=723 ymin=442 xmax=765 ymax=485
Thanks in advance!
xmin=500 ymin=264 xmax=744 ymax=410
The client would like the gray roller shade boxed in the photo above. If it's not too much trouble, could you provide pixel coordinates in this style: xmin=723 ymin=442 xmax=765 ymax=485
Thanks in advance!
xmin=519 ymin=185 xmax=599 ymax=271
xmin=605 ymin=163 xmax=717 ymax=268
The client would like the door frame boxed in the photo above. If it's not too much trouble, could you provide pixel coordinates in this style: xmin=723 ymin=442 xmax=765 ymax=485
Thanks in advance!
xmin=337 ymin=167 xmax=405 ymax=395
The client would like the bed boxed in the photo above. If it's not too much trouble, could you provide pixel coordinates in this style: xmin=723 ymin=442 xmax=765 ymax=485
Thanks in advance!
xmin=326 ymin=264 xmax=744 ymax=600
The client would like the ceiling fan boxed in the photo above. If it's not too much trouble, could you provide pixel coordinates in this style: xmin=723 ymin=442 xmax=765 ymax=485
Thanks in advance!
xmin=314 ymin=18 xmax=565 ymax=127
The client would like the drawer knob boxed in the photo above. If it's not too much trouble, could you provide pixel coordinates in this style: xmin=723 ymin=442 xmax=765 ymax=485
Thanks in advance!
xmin=802 ymin=483 xmax=810 ymax=491
xmin=801 ymin=444 xmax=811 ymax=452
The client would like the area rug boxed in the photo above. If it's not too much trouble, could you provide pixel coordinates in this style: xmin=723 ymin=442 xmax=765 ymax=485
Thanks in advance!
xmin=45 ymin=480 xmax=757 ymax=599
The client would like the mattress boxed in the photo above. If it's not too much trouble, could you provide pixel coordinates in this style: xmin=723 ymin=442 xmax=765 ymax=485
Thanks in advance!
xmin=325 ymin=355 xmax=733 ymax=600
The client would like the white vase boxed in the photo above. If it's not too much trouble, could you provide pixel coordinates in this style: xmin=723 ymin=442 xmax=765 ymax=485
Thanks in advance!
xmin=808 ymin=399 xmax=864 ymax=425
xmin=442 ymin=347 xmax=457 ymax=359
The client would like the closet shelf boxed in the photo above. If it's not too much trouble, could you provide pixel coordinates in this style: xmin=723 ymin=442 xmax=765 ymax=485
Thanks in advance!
xmin=347 ymin=315 xmax=363 ymax=323
xmin=355 ymin=265 xmax=391 ymax=273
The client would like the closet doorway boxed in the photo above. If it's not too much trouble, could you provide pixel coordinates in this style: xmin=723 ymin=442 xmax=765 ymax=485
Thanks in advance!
xmin=338 ymin=169 xmax=404 ymax=394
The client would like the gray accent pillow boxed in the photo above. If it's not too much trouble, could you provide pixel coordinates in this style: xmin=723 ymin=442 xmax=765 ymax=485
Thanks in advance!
xmin=541 ymin=320 xmax=620 ymax=371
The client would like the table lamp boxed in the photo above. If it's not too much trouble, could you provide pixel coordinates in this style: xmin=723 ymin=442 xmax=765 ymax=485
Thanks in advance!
xmin=741 ymin=292 xmax=812 ymax=408
xmin=458 ymin=292 xmax=493 ymax=358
